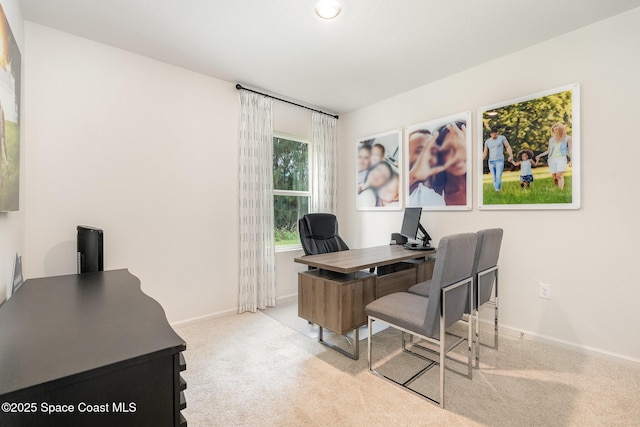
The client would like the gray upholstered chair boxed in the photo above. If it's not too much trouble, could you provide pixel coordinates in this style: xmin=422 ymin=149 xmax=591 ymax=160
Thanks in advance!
xmin=365 ymin=233 xmax=477 ymax=408
xmin=407 ymin=275 xmax=431 ymax=298
xmin=471 ymin=228 xmax=503 ymax=368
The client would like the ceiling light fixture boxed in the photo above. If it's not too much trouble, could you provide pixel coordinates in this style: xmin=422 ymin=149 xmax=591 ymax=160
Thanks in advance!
xmin=315 ymin=0 xmax=341 ymax=20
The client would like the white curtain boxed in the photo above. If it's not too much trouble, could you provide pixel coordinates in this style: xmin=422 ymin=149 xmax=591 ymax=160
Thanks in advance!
xmin=238 ymin=91 xmax=276 ymax=313
xmin=311 ymin=112 xmax=338 ymax=213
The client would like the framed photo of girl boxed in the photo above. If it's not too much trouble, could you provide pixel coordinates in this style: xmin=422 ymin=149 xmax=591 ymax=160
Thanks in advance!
xmin=355 ymin=129 xmax=403 ymax=211
xmin=405 ymin=112 xmax=472 ymax=211
xmin=478 ymin=83 xmax=580 ymax=210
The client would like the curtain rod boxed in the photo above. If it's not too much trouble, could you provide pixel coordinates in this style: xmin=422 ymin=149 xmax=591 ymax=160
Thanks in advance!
xmin=235 ymin=84 xmax=339 ymax=120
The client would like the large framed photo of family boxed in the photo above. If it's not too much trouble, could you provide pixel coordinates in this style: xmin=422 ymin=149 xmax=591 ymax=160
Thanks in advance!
xmin=405 ymin=112 xmax=472 ymax=210
xmin=355 ymin=129 xmax=402 ymax=211
xmin=478 ymin=83 xmax=580 ymax=210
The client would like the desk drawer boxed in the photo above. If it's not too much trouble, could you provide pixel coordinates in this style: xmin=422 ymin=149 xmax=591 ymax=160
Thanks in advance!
xmin=298 ymin=270 xmax=376 ymax=334
xmin=376 ymin=269 xmax=418 ymax=298
xmin=416 ymin=259 xmax=435 ymax=282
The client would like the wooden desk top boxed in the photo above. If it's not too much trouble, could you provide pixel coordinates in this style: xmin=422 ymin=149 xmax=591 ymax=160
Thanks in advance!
xmin=0 ymin=269 xmax=186 ymax=399
xmin=294 ymin=245 xmax=436 ymax=274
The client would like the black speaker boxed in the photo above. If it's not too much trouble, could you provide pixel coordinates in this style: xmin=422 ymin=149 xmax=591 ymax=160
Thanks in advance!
xmin=77 ymin=226 xmax=104 ymax=273
xmin=390 ymin=233 xmax=407 ymax=245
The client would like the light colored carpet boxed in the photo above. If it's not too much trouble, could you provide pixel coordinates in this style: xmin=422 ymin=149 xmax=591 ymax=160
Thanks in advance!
xmin=176 ymin=310 xmax=640 ymax=427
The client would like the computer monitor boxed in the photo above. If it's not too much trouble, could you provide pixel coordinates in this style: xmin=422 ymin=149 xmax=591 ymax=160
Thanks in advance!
xmin=400 ymin=207 xmax=432 ymax=247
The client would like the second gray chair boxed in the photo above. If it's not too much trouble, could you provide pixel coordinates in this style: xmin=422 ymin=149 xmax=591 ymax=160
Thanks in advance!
xmin=471 ymin=228 xmax=503 ymax=367
xmin=365 ymin=233 xmax=477 ymax=408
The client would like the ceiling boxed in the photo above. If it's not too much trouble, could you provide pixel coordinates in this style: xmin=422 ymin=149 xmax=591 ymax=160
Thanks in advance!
xmin=18 ymin=0 xmax=640 ymax=114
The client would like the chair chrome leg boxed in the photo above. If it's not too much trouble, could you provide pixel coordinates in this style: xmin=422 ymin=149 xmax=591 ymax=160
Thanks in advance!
xmin=368 ymin=317 xmax=373 ymax=370
xmin=467 ymin=280 xmax=473 ymax=378
xmin=439 ymin=302 xmax=446 ymax=409
xmin=475 ymin=266 xmax=500 ymax=368
xmin=494 ymin=270 xmax=499 ymax=351
xmin=318 ymin=326 xmax=360 ymax=360
xmin=369 ymin=317 xmax=441 ymax=407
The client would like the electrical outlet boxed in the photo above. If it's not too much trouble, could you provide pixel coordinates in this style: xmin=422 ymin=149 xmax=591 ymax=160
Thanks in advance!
xmin=539 ymin=283 xmax=551 ymax=299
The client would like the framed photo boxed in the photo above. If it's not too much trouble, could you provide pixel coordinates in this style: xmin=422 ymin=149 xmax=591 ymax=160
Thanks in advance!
xmin=478 ymin=83 xmax=580 ymax=210
xmin=0 ymin=4 xmax=21 ymax=212
xmin=356 ymin=129 xmax=402 ymax=211
xmin=405 ymin=112 xmax=472 ymax=210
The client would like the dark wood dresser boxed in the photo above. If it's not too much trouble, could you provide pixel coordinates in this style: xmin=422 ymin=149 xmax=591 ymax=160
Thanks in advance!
xmin=0 ymin=269 xmax=187 ymax=427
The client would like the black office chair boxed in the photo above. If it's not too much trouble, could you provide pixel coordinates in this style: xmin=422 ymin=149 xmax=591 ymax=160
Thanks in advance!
xmin=298 ymin=213 xmax=349 ymax=256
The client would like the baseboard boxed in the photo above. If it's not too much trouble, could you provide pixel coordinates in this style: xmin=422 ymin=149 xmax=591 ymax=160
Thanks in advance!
xmin=171 ymin=295 xmax=298 ymax=329
xmin=276 ymin=293 xmax=298 ymax=304
xmin=171 ymin=307 xmax=237 ymax=328
xmin=479 ymin=320 xmax=640 ymax=369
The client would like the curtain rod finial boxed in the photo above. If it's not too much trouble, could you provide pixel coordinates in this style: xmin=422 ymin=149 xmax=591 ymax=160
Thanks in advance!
xmin=235 ymin=84 xmax=243 ymax=90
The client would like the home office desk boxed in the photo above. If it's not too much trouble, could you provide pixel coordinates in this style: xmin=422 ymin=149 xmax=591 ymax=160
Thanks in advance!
xmin=294 ymin=245 xmax=436 ymax=359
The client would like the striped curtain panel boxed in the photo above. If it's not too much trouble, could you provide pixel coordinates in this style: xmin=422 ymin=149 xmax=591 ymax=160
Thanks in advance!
xmin=311 ymin=112 xmax=337 ymax=213
xmin=238 ymin=91 xmax=276 ymax=313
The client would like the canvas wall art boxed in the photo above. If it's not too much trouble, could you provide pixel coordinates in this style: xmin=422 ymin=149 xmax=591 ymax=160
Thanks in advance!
xmin=356 ymin=129 xmax=402 ymax=211
xmin=405 ymin=112 xmax=472 ymax=210
xmin=0 ymin=4 xmax=21 ymax=212
xmin=478 ymin=84 xmax=580 ymax=210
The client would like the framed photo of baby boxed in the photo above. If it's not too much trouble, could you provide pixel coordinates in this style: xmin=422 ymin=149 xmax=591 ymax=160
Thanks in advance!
xmin=405 ymin=112 xmax=472 ymax=210
xmin=478 ymin=83 xmax=580 ymax=210
xmin=355 ymin=129 xmax=402 ymax=211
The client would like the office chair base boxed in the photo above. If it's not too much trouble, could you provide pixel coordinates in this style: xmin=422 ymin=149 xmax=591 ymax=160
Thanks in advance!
xmin=318 ymin=326 xmax=359 ymax=360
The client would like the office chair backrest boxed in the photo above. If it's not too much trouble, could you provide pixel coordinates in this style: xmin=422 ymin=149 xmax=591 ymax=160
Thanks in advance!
xmin=473 ymin=228 xmax=503 ymax=308
xmin=298 ymin=213 xmax=349 ymax=256
xmin=423 ymin=233 xmax=477 ymax=339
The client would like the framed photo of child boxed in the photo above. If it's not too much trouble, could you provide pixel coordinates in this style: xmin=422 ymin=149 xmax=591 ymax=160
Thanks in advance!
xmin=405 ymin=112 xmax=472 ymax=211
xmin=478 ymin=83 xmax=581 ymax=210
xmin=356 ymin=129 xmax=403 ymax=211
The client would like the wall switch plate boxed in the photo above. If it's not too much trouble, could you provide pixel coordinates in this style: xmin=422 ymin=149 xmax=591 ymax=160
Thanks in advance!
xmin=539 ymin=283 xmax=551 ymax=299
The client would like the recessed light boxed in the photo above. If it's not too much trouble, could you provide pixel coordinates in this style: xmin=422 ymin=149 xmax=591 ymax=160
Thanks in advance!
xmin=315 ymin=0 xmax=341 ymax=20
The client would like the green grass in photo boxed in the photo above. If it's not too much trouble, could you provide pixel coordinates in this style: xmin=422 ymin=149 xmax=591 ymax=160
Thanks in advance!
xmin=0 ymin=121 xmax=20 ymax=211
xmin=482 ymin=167 xmax=572 ymax=205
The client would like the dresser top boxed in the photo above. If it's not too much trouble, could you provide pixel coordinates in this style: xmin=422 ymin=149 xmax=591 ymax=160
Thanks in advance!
xmin=0 ymin=269 xmax=186 ymax=398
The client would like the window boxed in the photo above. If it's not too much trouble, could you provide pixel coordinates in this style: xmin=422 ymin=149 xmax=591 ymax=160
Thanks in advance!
xmin=273 ymin=134 xmax=310 ymax=249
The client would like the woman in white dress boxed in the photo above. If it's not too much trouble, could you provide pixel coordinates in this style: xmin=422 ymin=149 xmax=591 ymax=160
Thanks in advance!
xmin=536 ymin=123 xmax=572 ymax=190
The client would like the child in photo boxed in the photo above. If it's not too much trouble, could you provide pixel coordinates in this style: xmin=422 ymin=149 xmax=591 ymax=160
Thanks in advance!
xmin=376 ymin=172 xmax=399 ymax=207
xmin=371 ymin=143 xmax=385 ymax=166
xmin=511 ymin=149 xmax=537 ymax=189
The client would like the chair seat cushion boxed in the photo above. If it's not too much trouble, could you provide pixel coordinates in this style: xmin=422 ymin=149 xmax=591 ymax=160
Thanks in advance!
xmin=365 ymin=292 xmax=428 ymax=335
xmin=408 ymin=280 xmax=431 ymax=297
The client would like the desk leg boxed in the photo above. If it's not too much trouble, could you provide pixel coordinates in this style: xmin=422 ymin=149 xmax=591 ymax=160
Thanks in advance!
xmin=318 ymin=326 xmax=360 ymax=360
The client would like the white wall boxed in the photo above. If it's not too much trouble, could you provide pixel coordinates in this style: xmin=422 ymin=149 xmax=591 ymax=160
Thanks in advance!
xmin=0 ymin=0 xmax=24 ymax=303
xmin=338 ymin=8 xmax=640 ymax=363
xmin=22 ymin=23 xmax=314 ymax=320
xmin=23 ymin=23 xmax=240 ymax=322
